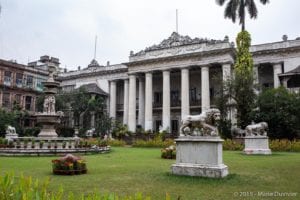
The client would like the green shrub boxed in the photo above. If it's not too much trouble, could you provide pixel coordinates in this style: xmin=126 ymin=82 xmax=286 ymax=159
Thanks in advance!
xmin=161 ymin=145 xmax=176 ymax=159
xmin=223 ymin=139 xmax=244 ymax=151
xmin=23 ymin=127 xmax=41 ymax=137
xmin=221 ymin=139 xmax=300 ymax=152
xmin=269 ymin=139 xmax=300 ymax=152
xmin=132 ymin=137 xmax=174 ymax=148
xmin=108 ymin=139 xmax=126 ymax=147
xmin=56 ymin=126 xmax=75 ymax=137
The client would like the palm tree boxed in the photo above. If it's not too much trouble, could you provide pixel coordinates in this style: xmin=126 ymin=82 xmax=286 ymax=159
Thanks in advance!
xmin=216 ymin=0 xmax=269 ymax=31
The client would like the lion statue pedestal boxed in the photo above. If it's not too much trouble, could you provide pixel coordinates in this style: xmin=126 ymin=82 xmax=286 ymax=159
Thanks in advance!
xmin=5 ymin=125 xmax=19 ymax=141
xmin=171 ymin=109 xmax=229 ymax=178
xmin=244 ymin=136 xmax=271 ymax=155
xmin=243 ymin=122 xmax=271 ymax=155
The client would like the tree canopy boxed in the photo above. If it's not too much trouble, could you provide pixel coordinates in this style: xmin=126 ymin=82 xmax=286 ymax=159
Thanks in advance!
xmin=216 ymin=0 xmax=269 ymax=31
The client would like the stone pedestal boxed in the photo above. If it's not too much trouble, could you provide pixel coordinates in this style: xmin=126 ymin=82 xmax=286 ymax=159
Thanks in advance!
xmin=171 ymin=137 xmax=229 ymax=178
xmin=5 ymin=133 xmax=18 ymax=141
xmin=243 ymin=136 xmax=272 ymax=155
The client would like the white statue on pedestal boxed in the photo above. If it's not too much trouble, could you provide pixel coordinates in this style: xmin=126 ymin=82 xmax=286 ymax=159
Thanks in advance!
xmin=180 ymin=108 xmax=221 ymax=136
xmin=5 ymin=125 xmax=18 ymax=140
xmin=43 ymin=95 xmax=56 ymax=113
xmin=245 ymin=122 xmax=268 ymax=136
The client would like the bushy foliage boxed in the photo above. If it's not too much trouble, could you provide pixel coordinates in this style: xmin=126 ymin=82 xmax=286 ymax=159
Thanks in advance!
xmin=233 ymin=31 xmax=256 ymax=128
xmin=111 ymin=121 xmax=131 ymax=139
xmin=223 ymin=139 xmax=244 ymax=151
xmin=252 ymin=87 xmax=300 ymax=139
xmin=22 ymin=127 xmax=41 ymax=137
xmin=107 ymin=139 xmax=126 ymax=147
xmin=0 ymin=108 xmax=26 ymax=137
xmin=56 ymin=126 xmax=75 ymax=137
xmin=161 ymin=145 xmax=176 ymax=159
xmin=132 ymin=137 xmax=174 ymax=148
xmin=270 ymin=139 xmax=300 ymax=152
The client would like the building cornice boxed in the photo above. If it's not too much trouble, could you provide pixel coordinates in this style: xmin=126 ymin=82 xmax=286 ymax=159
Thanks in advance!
xmin=0 ymin=59 xmax=48 ymax=76
xmin=125 ymin=47 xmax=235 ymax=67
xmin=251 ymin=39 xmax=300 ymax=56
xmin=58 ymin=67 xmax=128 ymax=81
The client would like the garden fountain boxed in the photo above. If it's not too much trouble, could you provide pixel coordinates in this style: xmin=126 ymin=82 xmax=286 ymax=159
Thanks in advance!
xmin=0 ymin=61 xmax=110 ymax=156
xmin=36 ymin=63 xmax=61 ymax=137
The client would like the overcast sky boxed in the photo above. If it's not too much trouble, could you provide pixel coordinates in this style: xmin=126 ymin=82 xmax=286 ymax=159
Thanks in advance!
xmin=0 ymin=0 xmax=299 ymax=70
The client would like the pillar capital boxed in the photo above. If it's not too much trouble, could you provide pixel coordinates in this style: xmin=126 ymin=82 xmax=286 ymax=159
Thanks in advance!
xmin=271 ymin=61 xmax=283 ymax=66
xmin=201 ymin=65 xmax=209 ymax=71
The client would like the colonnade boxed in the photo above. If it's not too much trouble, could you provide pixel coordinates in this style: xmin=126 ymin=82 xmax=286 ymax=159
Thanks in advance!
xmin=109 ymin=64 xmax=232 ymax=132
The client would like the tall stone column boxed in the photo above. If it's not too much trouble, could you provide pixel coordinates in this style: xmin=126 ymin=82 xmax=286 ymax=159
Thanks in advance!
xmin=162 ymin=70 xmax=171 ymax=131
xmin=90 ymin=111 xmax=95 ymax=128
xmin=181 ymin=68 xmax=190 ymax=119
xmin=138 ymin=77 xmax=145 ymax=128
xmin=109 ymin=81 xmax=117 ymax=119
xmin=253 ymin=65 xmax=259 ymax=85
xmin=201 ymin=66 xmax=210 ymax=111
xmin=128 ymin=75 xmax=137 ymax=132
xmin=69 ymin=111 xmax=74 ymax=128
xmin=222 ymin=63 xmax=231 ymax=83
xmin=144 ymin=72 xmax=153 ymax=131
xmin=32 ymin=97 xmax=36 ymax=112
xmin=123 ymin=79 xmax=129 ymax=125
xmin=273 ymin=63 xmax=282 ymax=88
xmin=222 ymin=63 xmax=237 ymax=124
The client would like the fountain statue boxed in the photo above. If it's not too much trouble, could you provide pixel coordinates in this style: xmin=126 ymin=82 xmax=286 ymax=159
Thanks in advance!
xmin=36 ymin=63 xmax=62 ymax=138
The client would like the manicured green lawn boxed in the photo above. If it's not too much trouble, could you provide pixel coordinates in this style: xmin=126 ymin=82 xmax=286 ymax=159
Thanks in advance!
xmin=0 ymin=147 xmax=300 ymax=199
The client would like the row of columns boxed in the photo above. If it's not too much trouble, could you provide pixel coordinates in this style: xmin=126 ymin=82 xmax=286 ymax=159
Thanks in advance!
xmin=109 ymin=62 xmax=282 ymax=132
xmin=109 ymin=64 xmax=233 ymax=132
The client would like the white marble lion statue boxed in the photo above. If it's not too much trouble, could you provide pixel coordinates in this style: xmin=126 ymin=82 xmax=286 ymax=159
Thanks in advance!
xmin=245 ymin=122 xmax=268 ymax=136
xmin=180 ymin=108 xmax=221 ymax=136
xmin=6 ymin=125 xmax=17 ymax=135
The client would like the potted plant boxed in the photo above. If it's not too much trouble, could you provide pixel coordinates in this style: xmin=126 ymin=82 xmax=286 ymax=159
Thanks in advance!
xmin=52 ymin=154 xmax=87 ymax=175
xmin=31 ymin=139 xmax=35 ymax=149
xmin=62 ymin=141 xmax=66 ymax=149
xmin=39 ymin=141 xmax=44 ymax=149
xmin=0 ymin=138 xmax=3 ymax=148
xmin=8 ymin=140 xmax=14 ymax=148
xmin=54 ymin=141 xmax=58 ymax=149
xmin=23 ymin=139 xmax=28 ymax=149
xmin=16 ymin=140 xmax=21 ymax=149
xmin=79 ymin=141 xmax=83 ymax=148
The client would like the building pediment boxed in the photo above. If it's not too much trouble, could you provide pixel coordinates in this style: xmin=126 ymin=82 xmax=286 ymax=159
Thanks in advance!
xmin=129 ymin=32 xmax=233 ymax=62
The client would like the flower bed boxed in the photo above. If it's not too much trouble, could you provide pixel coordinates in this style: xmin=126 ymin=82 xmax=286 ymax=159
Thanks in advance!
xmin=161 ymin=145 xmax=176 ymax=159
xmin=52 ymin=154 xmax=87 ymax=175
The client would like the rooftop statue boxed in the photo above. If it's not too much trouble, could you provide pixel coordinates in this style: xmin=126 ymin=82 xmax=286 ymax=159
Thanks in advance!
xmin=180 ymin=108 xmax=221 ymax=137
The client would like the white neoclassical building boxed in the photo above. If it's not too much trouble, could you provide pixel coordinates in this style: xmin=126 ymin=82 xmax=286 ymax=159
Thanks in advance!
xmin=60 ymin=32 xmax=300 ymax=134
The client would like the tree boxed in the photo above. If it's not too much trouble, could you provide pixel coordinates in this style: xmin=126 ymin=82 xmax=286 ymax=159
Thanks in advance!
xmin=232 ymin=31 xmax=256 ymax=128
xmin=216 ymin=0 xmax=269 ymax=31
xmin=252 ymin=87 xmax=300 ymax=139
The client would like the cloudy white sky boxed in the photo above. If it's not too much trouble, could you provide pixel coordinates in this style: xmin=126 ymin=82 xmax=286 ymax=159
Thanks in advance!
xmin=0 ymin=0 xmax=299 ymax=70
